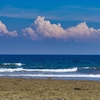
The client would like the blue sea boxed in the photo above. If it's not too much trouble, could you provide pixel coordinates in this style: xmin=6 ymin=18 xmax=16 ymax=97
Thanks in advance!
xmin=0 ymin=55 xmax=100 ymax=81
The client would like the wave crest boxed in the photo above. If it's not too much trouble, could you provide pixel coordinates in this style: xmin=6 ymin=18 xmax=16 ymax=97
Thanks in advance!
xmin=0 ymin=68 xmax=78 ymax=72
xmin=3 ymin=63 xmax=24 ymax=66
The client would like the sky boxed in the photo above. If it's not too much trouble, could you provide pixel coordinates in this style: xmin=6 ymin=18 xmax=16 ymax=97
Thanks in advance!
xmin=1 ymin=0 xmax=100 ymax=54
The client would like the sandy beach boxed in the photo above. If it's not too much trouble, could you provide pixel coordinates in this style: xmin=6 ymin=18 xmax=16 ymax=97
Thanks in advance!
xmin=0 ymin=78 xmax=100 ymax=100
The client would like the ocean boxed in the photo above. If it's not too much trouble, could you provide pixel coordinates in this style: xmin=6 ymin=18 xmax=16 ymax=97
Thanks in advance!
xmin=0 ymin=55 xmax=100 ymax=80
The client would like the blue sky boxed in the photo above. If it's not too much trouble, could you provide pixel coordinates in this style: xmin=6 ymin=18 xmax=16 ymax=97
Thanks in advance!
xmin=0 ymin=0 xmax=100 ymax=54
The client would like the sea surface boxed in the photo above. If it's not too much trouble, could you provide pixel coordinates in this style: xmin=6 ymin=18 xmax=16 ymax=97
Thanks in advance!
xmin=0 ymin=55 xmax=100 ymax=80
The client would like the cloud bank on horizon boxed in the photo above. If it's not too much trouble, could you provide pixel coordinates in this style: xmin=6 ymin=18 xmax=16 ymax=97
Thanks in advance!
xmin=1 ymin=16 xmax=100 ymax=41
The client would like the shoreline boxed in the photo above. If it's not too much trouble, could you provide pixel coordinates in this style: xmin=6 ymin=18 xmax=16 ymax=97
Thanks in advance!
xmin=0 ymin=78 xmax=100 ymax=100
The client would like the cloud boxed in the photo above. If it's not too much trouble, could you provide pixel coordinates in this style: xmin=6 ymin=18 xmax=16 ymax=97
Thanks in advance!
xmin=34 ymin=16 xmax=67 ymax=39
xmin=1 ymin=6 xmax=100 ymax=22
xmin=23 ymin=27 xmax=38 ymax=40
xmin=23 ymin=16 xmax=100 ymax=41
xmin=0 ymin=21 xmax=17 ymax=37
xmin=23 ymin=16 xmax=67 ymax=40
xmin=0 ymin=6 xmax=41 ymax=19
xmin=65 ymin=22 xmax=100 ymax=39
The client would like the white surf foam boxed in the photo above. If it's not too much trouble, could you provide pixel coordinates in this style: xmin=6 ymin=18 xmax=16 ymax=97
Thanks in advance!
xmin=21 ymin=74 xmax=100 ymax=78
xmin=0 ymin=68 xmax=78 ymax=72
xmin=0 ymin=74 xmax=100 ymax=78
xmin=0 ymin=68 xmax=24 ymax=72
xmin=3 ymin=63 xmax=24 ymax=66
xmin=31 ymin=68 xmax=78 ymax=72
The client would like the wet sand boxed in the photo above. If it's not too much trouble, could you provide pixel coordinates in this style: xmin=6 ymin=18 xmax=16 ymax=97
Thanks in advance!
xmin=0 ymin=78 xmax=100 ymax=100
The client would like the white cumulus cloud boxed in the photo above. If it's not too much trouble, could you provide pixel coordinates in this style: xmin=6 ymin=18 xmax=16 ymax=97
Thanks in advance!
xmin=0 ymin=21 xmax=17 ymax=37
xmin=65 ymin=22 xmax=100 ymax=40
xmin=23 ymin=27 xmax=38 ymax=40
xmin=34 ymin=16 xmax=67 ymax=39
xmin=23 ymin=16 xmax=100 ymax=41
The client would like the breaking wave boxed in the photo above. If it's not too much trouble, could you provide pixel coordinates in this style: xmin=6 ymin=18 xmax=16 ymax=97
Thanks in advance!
xmin=2 ymin=63 xmax=24 ymax=66
xmin=0 ymin=68 xmax=78 ymax=72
